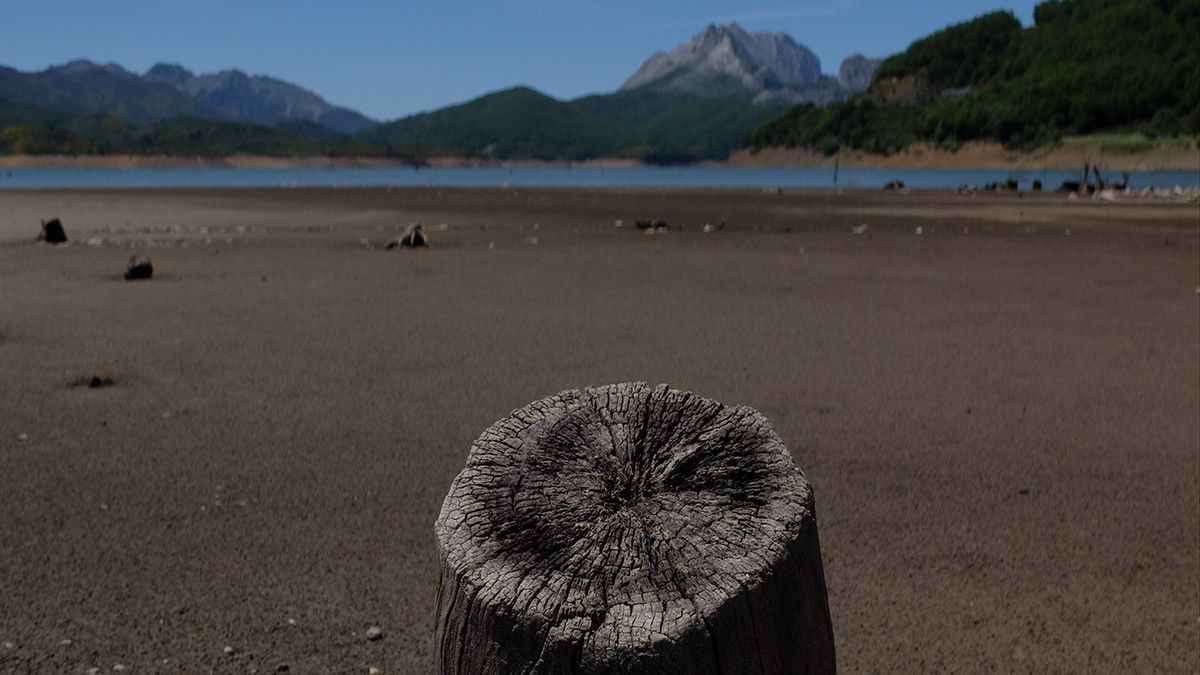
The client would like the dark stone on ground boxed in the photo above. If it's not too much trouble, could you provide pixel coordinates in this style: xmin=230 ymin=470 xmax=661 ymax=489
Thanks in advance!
xmin=40 ymin=218 xmax=67 ymax=244
xmin=88 ymin=376 xmax=115 ymax=389
xmin=125 ymin=255 xmax=153 ymax=280
xmin=636 ymin=219 xmax=669 ymax=231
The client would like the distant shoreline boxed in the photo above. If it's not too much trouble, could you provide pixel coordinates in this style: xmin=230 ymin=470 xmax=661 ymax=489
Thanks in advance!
xmin=0 ymin=155 xmax=647 ymax=170
xmin=727 ymin=141 xmax=1200 ymax=172
xmin=1 ymin=140 xmax=1196 ymax=172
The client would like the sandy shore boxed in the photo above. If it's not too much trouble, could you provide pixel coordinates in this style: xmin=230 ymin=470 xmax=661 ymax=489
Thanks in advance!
xmin=0 ymin=187 xmax=1197 ymax=673
xmin=728 ymin=141 xmax=1200 ymax=172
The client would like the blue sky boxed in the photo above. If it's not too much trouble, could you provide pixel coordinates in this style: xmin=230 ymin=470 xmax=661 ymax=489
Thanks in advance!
xmin=3 ymin=1 xmax=1040 ymax=121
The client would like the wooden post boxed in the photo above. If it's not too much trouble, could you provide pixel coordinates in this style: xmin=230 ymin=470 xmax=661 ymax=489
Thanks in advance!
xmin=435 ymin=383 xmax=836 ymax=674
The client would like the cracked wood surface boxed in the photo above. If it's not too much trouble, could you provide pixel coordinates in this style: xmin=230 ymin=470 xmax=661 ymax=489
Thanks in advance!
xmin=435 ymin=383 xmax=835 ymax=674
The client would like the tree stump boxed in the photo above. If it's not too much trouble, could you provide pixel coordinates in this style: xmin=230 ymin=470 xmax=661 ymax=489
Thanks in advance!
xmin=435 ymin=383 xmax=835 ymax=674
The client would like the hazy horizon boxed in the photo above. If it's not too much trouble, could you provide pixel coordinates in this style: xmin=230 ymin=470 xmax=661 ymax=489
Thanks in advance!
xmin=6 ymin=1 xmax=1038 ymax=121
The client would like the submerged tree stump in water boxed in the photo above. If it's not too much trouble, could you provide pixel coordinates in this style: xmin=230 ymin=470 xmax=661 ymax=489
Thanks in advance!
xmin=435 ymin=383 xmax=835 ymax=674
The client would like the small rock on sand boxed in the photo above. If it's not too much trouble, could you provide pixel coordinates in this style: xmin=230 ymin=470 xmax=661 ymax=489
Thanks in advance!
xmin=40 ymin=218 xmax=68 ymax=244
xmin=88 ymin=376 xmax=115 ymax=389
xmin=125 ymin=255 xmax=153 ymax=280
xmin=366 ymin=625 xmax=384 ymax=641
xmin=224 ymin=645 xmax=235 ymax=655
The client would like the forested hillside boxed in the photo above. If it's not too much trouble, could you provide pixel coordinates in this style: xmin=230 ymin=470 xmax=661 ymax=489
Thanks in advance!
xmin=744 ymin=0 xmax=1200 ymax=154
xmin=358 ymin=83 xmax=788 ymax=162
xmin=356 ymin=87 xmax=630 ymax=161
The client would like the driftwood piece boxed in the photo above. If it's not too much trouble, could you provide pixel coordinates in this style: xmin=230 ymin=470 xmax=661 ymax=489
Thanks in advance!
xmin=402 ymin=223 xmax=427 ymax=247
xmin=435 ymin=382 xmax=835 ymax=674
xmin=386 ymin=223 xmax=428 ymax=249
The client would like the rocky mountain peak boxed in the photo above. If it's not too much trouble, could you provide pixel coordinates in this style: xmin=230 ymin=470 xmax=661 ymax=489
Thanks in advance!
xmin=621 ymin=23 xmax=822 ymax=94
xmin=144 ymin=63 xmax=195 ymax=87
xmin=620 ymin=25 xmax=882 ymax=107
xmin=838 ymin=54 xmax=883 ymax=91
xmin=206 ymin=69 xmax=252 ymax=88
xmin=52 ymin=59 xmax=132 ymax=77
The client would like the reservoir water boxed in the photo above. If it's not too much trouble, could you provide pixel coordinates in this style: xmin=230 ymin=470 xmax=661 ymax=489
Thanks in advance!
xmin=0 ymin=165 xmax=1196 ymax=191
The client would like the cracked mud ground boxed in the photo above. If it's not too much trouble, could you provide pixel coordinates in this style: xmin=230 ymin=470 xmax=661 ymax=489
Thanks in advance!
xmin=0 ymin=187 xmax=1196 ymax=673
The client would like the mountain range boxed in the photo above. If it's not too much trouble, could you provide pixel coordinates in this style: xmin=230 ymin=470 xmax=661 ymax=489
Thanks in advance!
xmin=0 ymin=60 xmax=373 ymax=134
xmin=0 ymin=23 xmax=880 ymax=160
xmin=363 ymin=24 xmax=879 ymax=160
xmin=143 ymin=64 xmax=374 ymax=134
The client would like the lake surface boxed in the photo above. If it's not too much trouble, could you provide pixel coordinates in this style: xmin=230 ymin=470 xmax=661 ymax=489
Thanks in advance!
xmin=0 ymin=165 xmax=1197 ymax=190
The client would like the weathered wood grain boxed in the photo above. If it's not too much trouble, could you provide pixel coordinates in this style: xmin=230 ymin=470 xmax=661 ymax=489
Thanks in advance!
xmin=435 ymin=382 xmax=835 ymax=674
